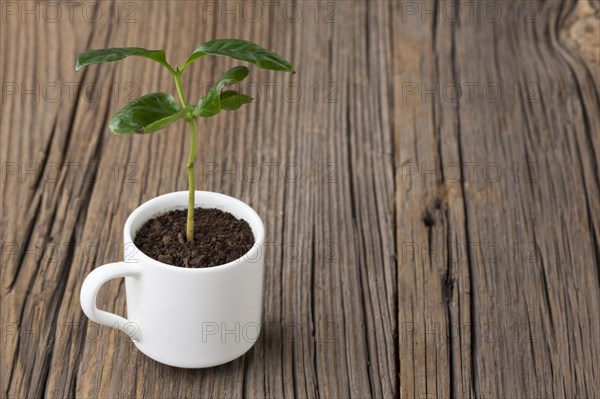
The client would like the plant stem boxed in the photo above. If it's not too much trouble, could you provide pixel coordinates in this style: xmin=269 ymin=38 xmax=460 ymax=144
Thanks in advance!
xmin=173 ymin=71 xmax=197 ymax=242
xmin=174 ymin=71 xmax=187 ymax=108
xmin=186 ymin=118 xmax=197 ymax=242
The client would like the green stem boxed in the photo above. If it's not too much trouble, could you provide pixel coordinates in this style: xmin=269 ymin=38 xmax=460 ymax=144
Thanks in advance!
xmin=186 ymin=118 xmax=197 ymax=242
xmin=173 ymin=70 xmax=196 ymax=242
xmin=174 ymin=71 xmax=187 ymax=107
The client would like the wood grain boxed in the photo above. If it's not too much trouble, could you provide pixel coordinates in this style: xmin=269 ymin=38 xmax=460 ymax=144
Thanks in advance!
xmin=1 ymin=1 xmax=598 ymax=398
xmin=393 ymin=1 xmax=600 ymax=397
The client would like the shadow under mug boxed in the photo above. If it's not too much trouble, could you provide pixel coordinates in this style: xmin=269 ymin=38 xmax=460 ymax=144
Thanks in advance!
xmin=80 ymin=191 xmax=265 ymax=368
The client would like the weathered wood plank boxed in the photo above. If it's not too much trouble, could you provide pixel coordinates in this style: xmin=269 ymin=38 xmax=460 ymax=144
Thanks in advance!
xmin=393 ymin=2 xmax=473 ymax=397
xmin=2 ymin=1 xmax=398 ymax=398
xmin=2 ymin=1 xmax=599 ymax=398
xmin=393 ymin=0 xmax=600 ymax=397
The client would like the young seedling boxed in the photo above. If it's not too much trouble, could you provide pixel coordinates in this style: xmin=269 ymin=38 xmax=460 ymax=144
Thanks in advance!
xmin=75 ymin=40 xmax=294 ymax=242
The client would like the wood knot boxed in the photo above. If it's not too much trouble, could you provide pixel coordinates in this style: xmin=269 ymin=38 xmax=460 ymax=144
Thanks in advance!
xmin=443 ymin=271 xmax=455 ymax=302
xmin=422 ymin=209 xmax=435 ymax=227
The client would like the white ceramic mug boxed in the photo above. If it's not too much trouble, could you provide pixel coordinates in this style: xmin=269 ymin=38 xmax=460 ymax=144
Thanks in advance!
xmin=80 ymin=191 xmax=265 ymax=368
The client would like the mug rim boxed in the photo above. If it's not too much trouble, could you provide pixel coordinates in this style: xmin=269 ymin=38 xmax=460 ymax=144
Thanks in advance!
xmin=123 ymin=191 xmax=265 ymax=274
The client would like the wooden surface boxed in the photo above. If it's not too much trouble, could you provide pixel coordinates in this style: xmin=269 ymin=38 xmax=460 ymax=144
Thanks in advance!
xmin=1 ymin=0 xmax=599 ymax=397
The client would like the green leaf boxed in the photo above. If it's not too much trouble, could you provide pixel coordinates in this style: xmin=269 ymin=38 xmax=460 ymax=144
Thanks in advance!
xmin=75 ymin=48 xmax=173 ymax=72
xmin=194 ymin=89 xmax=221 ymax=117
xmin=220 ymin=90 xmax=253 ymax=110
xmin=214 ymin=65 xmax=250 ymax=84
xmin=193 ymin=66 xmax=250 ymax=117
xmin=143 ymin=107 xmax=190 ymax=133
xmin=182 ymin=39 xmax=294 ymax=73
xmin=109 ymin=93 xmax=183 ymax=134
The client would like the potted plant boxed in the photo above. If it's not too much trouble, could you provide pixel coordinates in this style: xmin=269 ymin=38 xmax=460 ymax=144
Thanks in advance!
xmin=78 ymin=40 xmax=293 ymax=368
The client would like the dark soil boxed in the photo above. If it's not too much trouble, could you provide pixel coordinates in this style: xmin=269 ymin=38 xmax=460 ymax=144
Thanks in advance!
xmin=134 ymin=208 xmax=255 ymax=268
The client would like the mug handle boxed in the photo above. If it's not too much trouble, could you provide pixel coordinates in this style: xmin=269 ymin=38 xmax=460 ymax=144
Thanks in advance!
xmin=80 ymin=262 xmax=142 ymax=342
